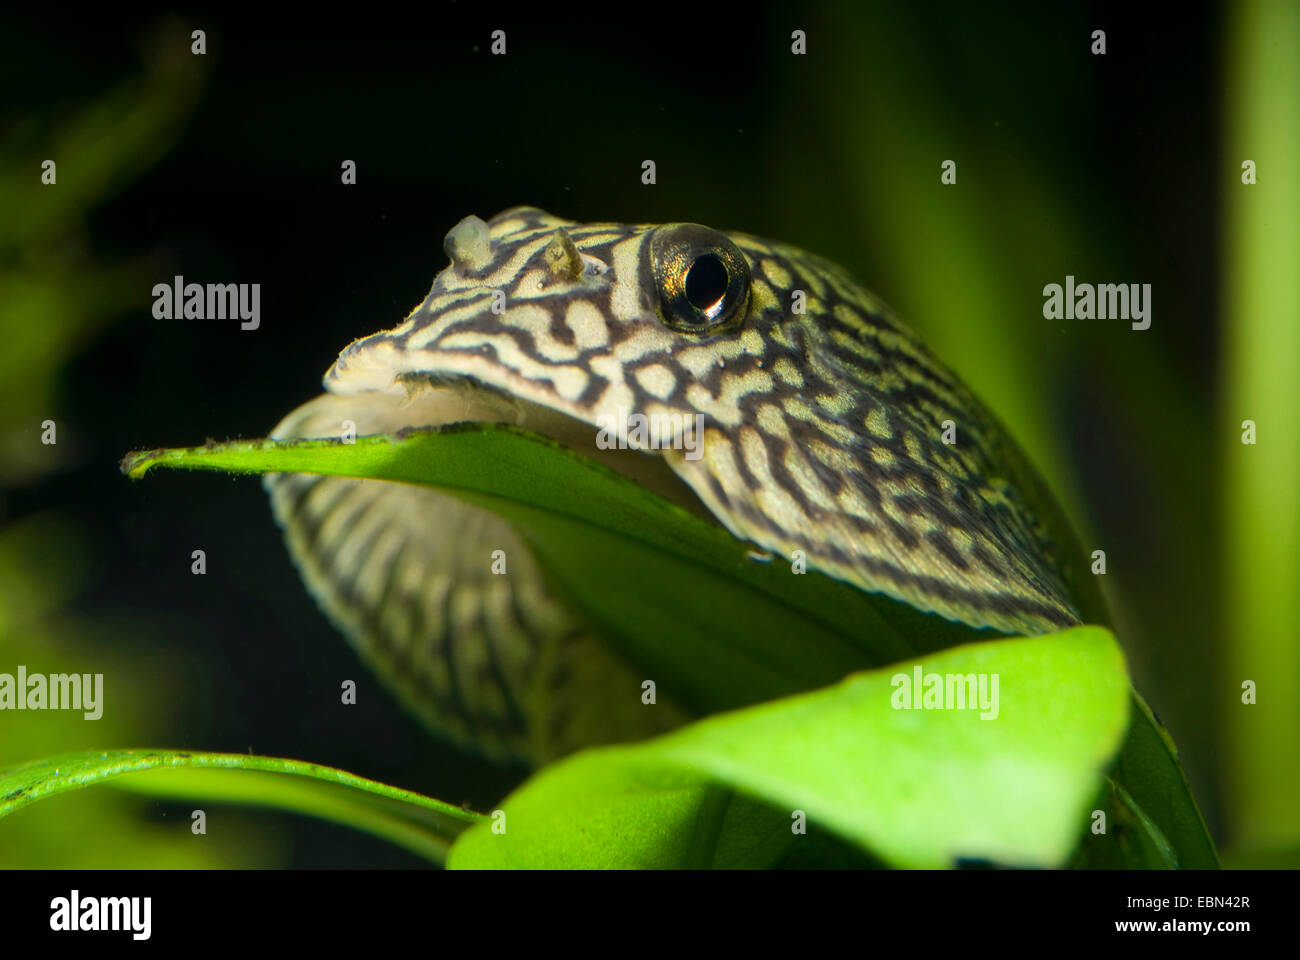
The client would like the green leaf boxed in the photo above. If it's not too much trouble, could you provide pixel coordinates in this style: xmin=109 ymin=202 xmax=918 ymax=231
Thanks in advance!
xmin=0 ymin=750 xmax=480 ymax=865
xmin=121 ymin=426 xmax=1217 ymax=867
xmin=448 ymin=627 xmax=1129 ymax=868
xmin=1107 ymin=694 xmax=1219 ymax=867
xmin=1071 ymin=777 xmax=1178 ymax=869
xmin=123 ymin=427 xmax=997 ymax=716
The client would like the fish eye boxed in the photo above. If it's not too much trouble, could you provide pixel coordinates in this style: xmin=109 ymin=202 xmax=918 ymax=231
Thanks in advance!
xmin=650 ymin=225 xmax=751 ymax=333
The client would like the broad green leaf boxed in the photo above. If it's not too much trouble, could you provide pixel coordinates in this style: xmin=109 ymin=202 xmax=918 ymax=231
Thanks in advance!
xmin=122 ymin=426 xmax=1216 ymax=867
xmin=123 ymin=427 xmax=998 ymax=716
xmin=0 ymin=750 xmax=480 ymax=865
xmin=449 ymin=627 xmax=1129 ymax=869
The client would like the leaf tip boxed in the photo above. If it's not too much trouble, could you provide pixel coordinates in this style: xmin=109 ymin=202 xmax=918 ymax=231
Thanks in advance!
xmin=119 ymin=449 xmax=164 ymax=479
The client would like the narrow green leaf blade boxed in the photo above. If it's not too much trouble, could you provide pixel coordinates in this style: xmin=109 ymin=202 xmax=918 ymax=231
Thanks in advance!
xmin=0 ymin=750 xmax=481 ymax=865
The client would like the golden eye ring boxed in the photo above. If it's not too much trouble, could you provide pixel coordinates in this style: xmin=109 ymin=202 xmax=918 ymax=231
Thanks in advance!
xmin=650 ymin=224 xmax=751 ymax=334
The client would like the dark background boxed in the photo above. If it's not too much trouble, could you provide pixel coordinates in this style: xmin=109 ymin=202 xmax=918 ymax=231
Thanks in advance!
xmin=3 ymin=1 xmax=1272 ymax=867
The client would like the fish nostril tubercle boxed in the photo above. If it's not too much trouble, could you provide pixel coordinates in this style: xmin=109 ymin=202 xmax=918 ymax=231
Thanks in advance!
xmin=443 ymin=215 xmax=493 ymax=272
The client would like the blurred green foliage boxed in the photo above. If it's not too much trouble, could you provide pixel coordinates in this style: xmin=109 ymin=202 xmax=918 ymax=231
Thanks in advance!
xmin=0 ymin=516 xmax=275 ymax=867
xmin=0 ymin=23 xmax=204 ymax=485
xmin=1220 ymin=0 xmax=1300 ymax=860
xmin=0 ymin=23 xmax=267 ymax=867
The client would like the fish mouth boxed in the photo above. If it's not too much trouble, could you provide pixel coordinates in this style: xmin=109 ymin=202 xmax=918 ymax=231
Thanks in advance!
xmin=272 ymin=363 xmax=712 ymax=520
